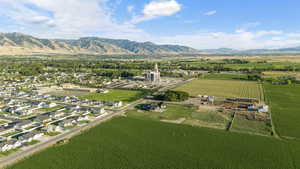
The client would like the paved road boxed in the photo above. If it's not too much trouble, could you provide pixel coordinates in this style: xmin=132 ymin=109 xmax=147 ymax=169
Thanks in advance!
xmin=0 ymin=79 xmax=193 ymax=168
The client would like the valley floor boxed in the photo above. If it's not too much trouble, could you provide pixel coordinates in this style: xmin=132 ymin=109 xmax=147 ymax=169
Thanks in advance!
xmin=7 ymin=117 xmax=300 ymax=169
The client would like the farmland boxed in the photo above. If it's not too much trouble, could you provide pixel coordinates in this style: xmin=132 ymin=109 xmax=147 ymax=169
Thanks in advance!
xmin=231 ymin=115 xmax=271 ymax=136
xmin=175 ymin=79 xmax=264 ymax=100
xmin=201 ymin=73 xmax=248 ymax=80
xmin=7 ymin=117 xmax=298 ymax=169
xmin=264 ymin=83 xmax=300 ymax=139
xmin=127 ymin=104 xmax=230 ymax=129
xmin=79 ymin=89 xmax=144 ymax=103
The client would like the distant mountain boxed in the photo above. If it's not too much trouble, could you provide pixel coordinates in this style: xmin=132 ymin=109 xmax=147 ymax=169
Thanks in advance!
xmin=205 ymin=46 xmax=300 ymax=55
xmin=0 ymin=32 xmax=201 ymax=56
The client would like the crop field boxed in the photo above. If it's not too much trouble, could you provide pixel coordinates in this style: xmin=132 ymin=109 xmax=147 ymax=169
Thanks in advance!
xmin=127 ymin=104 xmax=230 ymax=129
xmin=8 ymin=117 xmax=298 ymax=169
xmin=79 ymin=89 xmax=144 ymax=103
xmin=231 ymin=115 xmax=271 ymax=136
xmin=264 ymin=83 xmax=300 ymax=139
xmin=202 ymin=73 xmax=248 ymax=80
xmin=175 ymin=79 xmax=264 ymax=100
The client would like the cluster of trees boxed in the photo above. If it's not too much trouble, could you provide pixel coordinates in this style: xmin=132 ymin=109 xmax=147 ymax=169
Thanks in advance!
xmin=156 ymin=90 xmax=189 ymax=102
xmin=269 ymin=76 xmax=300 ymax=85
xmin=95 ymin=70 xmax=137 ymax=79
xmin=223 ymin=59 xmax=250 ymax=64
xmin=247 ymin=74 xmax=262 ymax=81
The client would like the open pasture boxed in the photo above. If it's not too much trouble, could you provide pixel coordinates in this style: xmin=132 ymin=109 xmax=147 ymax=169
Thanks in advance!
xmin=7 ymin=117 xmax=297 ymax=169
xmin=175 ymin=79 xmax=264 ymax=100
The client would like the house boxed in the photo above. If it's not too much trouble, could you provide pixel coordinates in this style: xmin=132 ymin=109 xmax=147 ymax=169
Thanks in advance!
xmin=0 ymin=126 xmax=14 ymax=136
xmin=18 ymin=132 xmax=44 ymax=143
xmin=16 ymin=120 xmax=35 ymax=129
xmin=97 ymin=89 xmax=109 ymax=94
xmin=100 ymin=108 xmax=106 ymax=114
xmin=114 ymin=101 xmax=123 ymax=108
xmin=0 ymin=139 xmax=22 ymax=152
xmin=141 ymin=102 xmax=166 ymax=112
xmin=49 ymin=103 xmax=57 ymax=108
xmin=38 ymin=102 xmax=47 ymax=108
xmin=76 ymin=115 xmax=89 ymax=122
xmin=49 ymin=111 xmax=65 ymax=119
xmin=18 ymin=133 xmax=34 ymax=143
xmin=35 ymin=115 xmax=52 ymax=123
xmin=59 ymin=119 xmax=76 ymax=128
xmin=45 ymin=125 xmax=64 ymax=133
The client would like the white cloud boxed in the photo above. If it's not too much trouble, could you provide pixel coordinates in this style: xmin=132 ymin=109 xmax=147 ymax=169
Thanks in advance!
xmin=1 ymin=0 xmax=300 ymax=50
xmin=154 ymin=30 xmax=300 ymax=50
xmin=131 ymin=0 xmax=181 ymax=24
xmin=204 ymin=10 xmax=217 ymax=16
xmin=0 ymin=0 xmax=144 ymax=39
xmin=286 ymin=33 xmax=300 ymax=38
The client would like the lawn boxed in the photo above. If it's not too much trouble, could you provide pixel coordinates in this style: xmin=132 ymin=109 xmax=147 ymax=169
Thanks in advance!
xmin=8 ymin=117 xmax=297 ymax=169
xmin=264 ymin=83 xmax=300 ymax=139
xmin=79 ymin=89 xmax=144 ymax=103
xmin=231 ymin=115 xmax=271 ymax=136
xmin=0 ymin=120 xmax=8 ymax=124
xmin=39 ymin=105 xmax=64 ymax=112
xmin=175 ymin=79 xmax=264 ymax=100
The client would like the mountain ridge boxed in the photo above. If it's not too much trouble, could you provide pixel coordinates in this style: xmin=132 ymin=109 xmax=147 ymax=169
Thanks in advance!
xmin=0 ymin=32 xmax=201 ymax=56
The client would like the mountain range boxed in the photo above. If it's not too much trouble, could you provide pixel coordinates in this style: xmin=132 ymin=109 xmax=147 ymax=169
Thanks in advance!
xmin=0 ymin=32 xmax=200 ymax=55
xmin=1 ymin=32 xmax=300 ymax=56
xmin=204 ymin=47 xmax=300 ymax=55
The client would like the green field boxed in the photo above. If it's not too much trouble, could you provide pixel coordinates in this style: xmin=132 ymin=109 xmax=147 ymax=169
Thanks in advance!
xmin=231 ymin=115 xmax=271 ymax=136
xmin=175 ymin=79 xmax=264 ymax=100
xmin=202 ymin=73 xmax=248 ymax=80
xmin=79 ymin=89 xmax=144 ymax=103
xmin=127 ymin=104 xmax=229 ymax=129
xmin=264 ymin=83 xmax=300 ymax=139
xmin=8 ymin=117 xmax=298 ymax=169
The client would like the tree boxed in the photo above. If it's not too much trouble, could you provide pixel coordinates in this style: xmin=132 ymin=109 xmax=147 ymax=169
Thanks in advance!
xmin=157 ymin=90 xmax=189 ymax=102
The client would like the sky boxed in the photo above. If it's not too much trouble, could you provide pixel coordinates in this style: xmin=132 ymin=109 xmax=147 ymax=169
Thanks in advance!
xmin=1 ymin=0 xmax=300 ymax=50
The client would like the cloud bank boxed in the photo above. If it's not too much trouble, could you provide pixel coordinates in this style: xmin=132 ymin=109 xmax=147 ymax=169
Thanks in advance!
xmin=0 ymin=0 xmax=300 ymax=50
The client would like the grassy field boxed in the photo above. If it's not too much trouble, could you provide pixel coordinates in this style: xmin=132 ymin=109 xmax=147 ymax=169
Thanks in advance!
xmin=231 ymin=115 xmax=271 ymax=136
xmin=79 ymin=89 xmax=144 ymax=103
xmin=175 ymin=79 xmax=264 ymax=100
xmin=127 ymin=104 xmax=229 ymax=129
xmin=202 ymin=73 xmax=248 ymax=80
xmin=264 ymin=83 xmax=300 ymax=139
xmin=8 ymin=117 xmax=297 ymax=169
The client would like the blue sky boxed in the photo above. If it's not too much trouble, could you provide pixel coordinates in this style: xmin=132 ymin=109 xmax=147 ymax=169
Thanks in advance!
xmin=1 ymin=0 xmax=300 ymax=49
